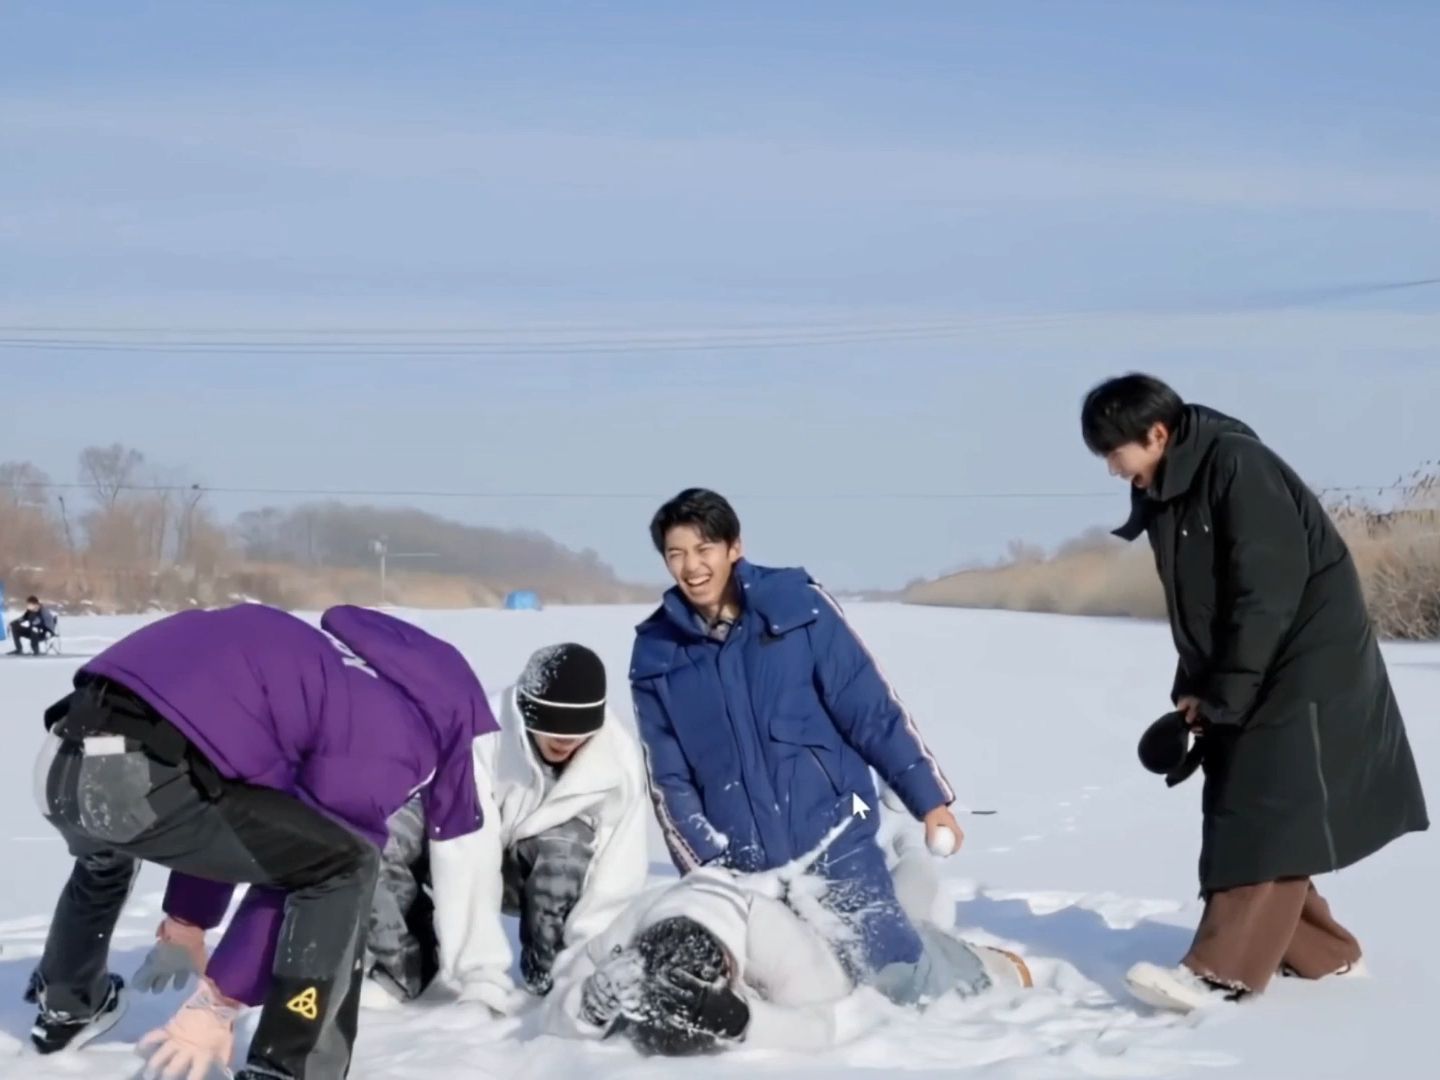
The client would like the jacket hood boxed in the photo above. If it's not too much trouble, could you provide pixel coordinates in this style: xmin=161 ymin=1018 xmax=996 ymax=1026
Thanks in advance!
xmin=321 ymin=605 xmax=499 ymax=840
xmin=638 ymin=868 xmax=753 ymax=974
xmin=1113 ymin=404 xmax=1258 ymax=541
xmin=494 ymin=685 xmax=627 ymax=798
xmin=632 ymin=561 xmax=822 ymax=676
xmin=321 ymin=605 xmax=497 ymax=745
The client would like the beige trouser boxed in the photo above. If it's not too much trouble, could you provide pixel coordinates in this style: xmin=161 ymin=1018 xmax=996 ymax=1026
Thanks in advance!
xmin=1183 ymin=879 xmax=1362 ymax=993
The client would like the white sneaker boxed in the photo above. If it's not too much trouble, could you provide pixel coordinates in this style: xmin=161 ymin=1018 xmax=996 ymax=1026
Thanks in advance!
xmin=1125 ymin=962 xmax=1246 ymax=1013
xmin=974 ymin=945 xmax=1034 ymax=991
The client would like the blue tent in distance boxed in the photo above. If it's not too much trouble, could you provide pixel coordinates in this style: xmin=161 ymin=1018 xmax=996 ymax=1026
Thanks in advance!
xmin=504 ymin=589 xmax=542 ymax=611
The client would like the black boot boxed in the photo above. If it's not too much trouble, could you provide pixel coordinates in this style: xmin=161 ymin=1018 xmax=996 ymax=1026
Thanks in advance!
xmin=30 ymin=973 xmax=127 ymax=1054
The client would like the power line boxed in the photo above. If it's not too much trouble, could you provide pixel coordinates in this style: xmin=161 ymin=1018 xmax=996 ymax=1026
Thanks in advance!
xmin=0 ymin=314 xmax=1071 ymax=336
xmin=0 ymin=314 xmax=1131 ymax=356
xmin=4 ymin=480 xmax=1419 ymax=502
xmin=0 ymin=277 xmax=1436 ymax=356
xmin=1 ymin=276 xmax=1437 ymax=340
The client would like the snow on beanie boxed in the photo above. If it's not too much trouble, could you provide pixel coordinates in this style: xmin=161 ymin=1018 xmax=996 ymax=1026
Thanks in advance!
xmin=516 ymin=643 xmax=607 ymax=738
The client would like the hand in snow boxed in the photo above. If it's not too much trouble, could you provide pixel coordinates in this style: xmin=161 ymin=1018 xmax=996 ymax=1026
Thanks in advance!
xmin=579 ymin=949 xmax=645 ymax=1028
xmin=134 ymin=917 xmax=207 ymax=994
xmin=136 ymin=979 xmax=238 ymax=1080
xmin=922 ymin=805 xmax=964 ymax=857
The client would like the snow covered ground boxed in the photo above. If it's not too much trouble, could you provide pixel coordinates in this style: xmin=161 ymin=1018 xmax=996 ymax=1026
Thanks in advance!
xmin=0 ymin=604 xmax=1433 ymax=1079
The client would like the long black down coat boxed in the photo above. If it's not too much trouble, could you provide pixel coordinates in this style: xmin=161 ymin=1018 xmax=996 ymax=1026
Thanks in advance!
xmin=1115 ymin=405 xmax=1428 ymax=893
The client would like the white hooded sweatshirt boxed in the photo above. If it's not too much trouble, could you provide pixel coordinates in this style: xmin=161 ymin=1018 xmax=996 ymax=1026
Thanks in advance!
xmin=543 ymin=866 xmax=853 ymax=1051
xmin=439 ymin=685 xmax=650 ymax=1010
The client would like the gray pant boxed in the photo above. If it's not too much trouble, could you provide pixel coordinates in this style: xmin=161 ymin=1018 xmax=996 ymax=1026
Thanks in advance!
xmin=870 ymin=924 xmax=994 ymax=1006
xmin=502 ymin=817 xmax=597 ymax=996
xmin=363 ymin=796 xmax=434 ymax=1001
xmin=365 ymin=808 xmax=596 ymax=1000
xmin=36 ymin=733 xmax=380 ymax=1080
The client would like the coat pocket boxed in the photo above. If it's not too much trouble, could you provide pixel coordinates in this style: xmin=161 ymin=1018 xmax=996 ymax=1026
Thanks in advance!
xmin=768 ymin=713 xmax=844 ymax=795
xmin=74 ymin=750 xmax=161 ymax=844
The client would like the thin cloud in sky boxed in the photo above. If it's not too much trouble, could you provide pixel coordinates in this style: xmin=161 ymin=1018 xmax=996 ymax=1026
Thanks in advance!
xmin=5 ymin=95 xmax=1440 ymax=215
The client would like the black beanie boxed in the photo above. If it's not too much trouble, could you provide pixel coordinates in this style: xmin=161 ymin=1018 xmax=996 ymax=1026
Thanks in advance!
xmin=516 ymin=643 xmax=606 ymax=738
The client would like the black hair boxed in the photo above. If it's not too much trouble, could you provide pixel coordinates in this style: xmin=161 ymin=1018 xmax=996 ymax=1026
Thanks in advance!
xmin=622 ymin=916 xmax=729 ymax=1057
xmin=25 ymin=595 xmax=39 ymax=605
xmin=1080 ymin=374 xmax=1186 ymax=455
xmin=649 ymin=488 xmax=741 ymax=555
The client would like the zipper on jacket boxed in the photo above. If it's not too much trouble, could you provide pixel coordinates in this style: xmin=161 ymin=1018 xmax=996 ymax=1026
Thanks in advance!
xmin=1308 ymin=703 xmax=1339 ymax=870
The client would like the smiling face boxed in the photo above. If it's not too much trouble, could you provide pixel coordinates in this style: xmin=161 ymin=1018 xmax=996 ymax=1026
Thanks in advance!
xmin=1103 ymin=422 xmax=1170 ymax=490
xmin=662 ymin=524 xmax=742 ymax=616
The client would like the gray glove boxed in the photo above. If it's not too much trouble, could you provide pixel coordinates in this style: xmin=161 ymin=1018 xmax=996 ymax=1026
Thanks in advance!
xmin=134 ymin=940 xmax=201 ymax=994
xmin=579 ymin=948 xmax=646 ymax=1029
xmin=133 ymin=919 xmax=207 ymax=995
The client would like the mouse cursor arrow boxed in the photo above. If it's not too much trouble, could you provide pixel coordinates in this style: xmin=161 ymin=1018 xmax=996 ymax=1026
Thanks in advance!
xmin=851 ymin=793 xmax=870 ymax=819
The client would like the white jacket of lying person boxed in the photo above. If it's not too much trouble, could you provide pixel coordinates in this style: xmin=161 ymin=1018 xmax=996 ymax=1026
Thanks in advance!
xmin=543 ymin=820 xmax=1032 ymax=1054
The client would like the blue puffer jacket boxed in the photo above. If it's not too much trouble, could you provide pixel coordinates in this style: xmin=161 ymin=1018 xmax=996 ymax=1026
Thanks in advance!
xmin=630 ymin=560 xmax=954 ymax=874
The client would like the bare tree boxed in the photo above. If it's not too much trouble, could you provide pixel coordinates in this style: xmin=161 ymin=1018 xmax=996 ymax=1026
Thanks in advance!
xmin=0 ymin=460 xmax=52 ymax=507
xmin=0 ymin=460 xmax=63 ymax=579
xmin=78 ymin=444 xmax=146 ymax=508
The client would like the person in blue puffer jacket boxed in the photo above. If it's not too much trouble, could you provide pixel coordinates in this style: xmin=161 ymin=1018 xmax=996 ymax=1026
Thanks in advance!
xmin=630 ymin=488 xmax=963 ymax=991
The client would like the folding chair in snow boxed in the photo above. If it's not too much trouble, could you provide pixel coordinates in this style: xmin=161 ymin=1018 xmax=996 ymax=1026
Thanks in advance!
xmin=41 ymin=616 xmax=62 ymax=656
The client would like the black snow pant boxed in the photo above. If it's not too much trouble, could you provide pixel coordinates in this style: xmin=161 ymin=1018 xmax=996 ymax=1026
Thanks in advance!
xmin=367 ymin=809 xmax=596 ymax=999
xmin=11 ymin=619 xmax=46 ymax=654
xmin=34 ymin=683 xmax=380 ymax=1080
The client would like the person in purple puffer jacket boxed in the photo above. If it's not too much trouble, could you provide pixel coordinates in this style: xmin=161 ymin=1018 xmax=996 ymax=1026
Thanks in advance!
xmin=26 ymin=602 xmax=499 ymax=1080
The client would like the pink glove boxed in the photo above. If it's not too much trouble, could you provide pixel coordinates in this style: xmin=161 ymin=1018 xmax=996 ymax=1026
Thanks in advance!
xmin=135 ymin=917 xmax=208 ymax=994
xmin=137 ymin=979 xmax=238 ymax=1080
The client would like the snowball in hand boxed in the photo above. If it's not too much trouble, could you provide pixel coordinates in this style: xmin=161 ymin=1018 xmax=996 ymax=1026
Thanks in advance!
xmin=927 ymin=825 xmax=957 ymax=856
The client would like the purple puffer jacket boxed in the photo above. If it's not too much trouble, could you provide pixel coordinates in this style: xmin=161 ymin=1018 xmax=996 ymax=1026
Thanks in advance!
xmin=79 ymin=602 xmax=498 ymax=1003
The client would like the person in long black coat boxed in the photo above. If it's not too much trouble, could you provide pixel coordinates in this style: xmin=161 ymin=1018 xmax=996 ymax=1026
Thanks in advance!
xmin=1081 ymin=373 xmax=1428 ymax=1013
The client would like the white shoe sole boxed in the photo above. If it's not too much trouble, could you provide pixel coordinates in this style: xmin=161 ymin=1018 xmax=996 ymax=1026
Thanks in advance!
xmin=1125 ymin=972 xmax=1201 ymax=1013
xmin=976 ymin=945 xmax=1034 ymax=990
xmin=1125 ymin=963 xmax=1231 ymax=1014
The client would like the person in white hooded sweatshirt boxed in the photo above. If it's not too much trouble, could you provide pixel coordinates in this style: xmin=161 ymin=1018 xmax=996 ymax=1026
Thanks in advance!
xmin=543 ymin=812 xmax=1032 ymax=1055
xmin=362 ymin=642 xmax=650 ymax=1012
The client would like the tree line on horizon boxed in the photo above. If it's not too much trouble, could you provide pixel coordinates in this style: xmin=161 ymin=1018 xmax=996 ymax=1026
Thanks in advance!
xmin=0 ymin=445 xmax=648 ymax=613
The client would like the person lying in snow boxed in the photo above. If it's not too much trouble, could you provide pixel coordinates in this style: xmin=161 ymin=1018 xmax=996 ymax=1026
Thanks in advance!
xmin=543 ymin=816 xmax=1031 ymax=1055
xmin=361 ymin=642 xmax=650 ymax=1012
xmin=26 ymin=603 xmax=498 ymax=1080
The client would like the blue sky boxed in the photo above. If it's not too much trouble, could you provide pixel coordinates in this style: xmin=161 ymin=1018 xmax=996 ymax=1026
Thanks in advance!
xmin=1 ymin=1 xmax=1437 ymax=588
